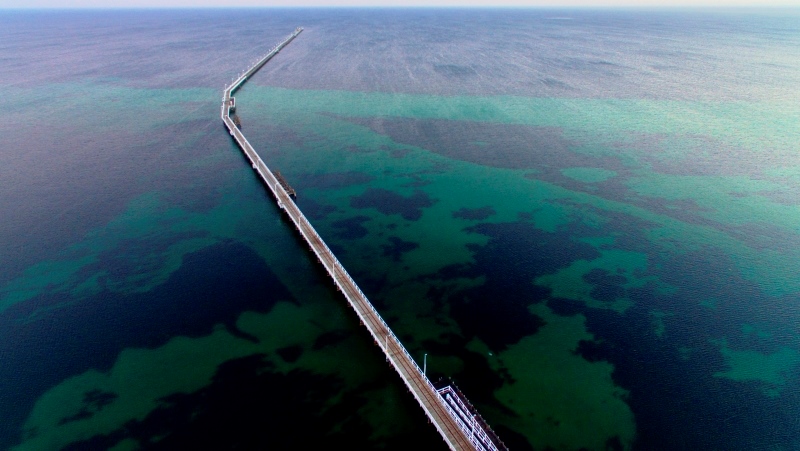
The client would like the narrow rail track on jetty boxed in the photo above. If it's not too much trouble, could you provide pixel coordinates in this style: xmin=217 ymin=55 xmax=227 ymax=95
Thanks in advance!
xmin=221 ymin=28 xmax=506 ymax=451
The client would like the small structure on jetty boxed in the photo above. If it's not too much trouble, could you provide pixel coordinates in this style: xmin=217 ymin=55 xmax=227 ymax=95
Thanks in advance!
xmin=220 ymin=27 xmax=505 ymax=451
xmin=274 ymin=171 xmax=296 ymax=197
xmin=435 ymin=379 xmax=508 ymax=451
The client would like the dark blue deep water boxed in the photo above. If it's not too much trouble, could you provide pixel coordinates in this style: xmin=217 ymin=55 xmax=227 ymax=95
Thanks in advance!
xmin=1 ymin=8 xmax=800 ymax=450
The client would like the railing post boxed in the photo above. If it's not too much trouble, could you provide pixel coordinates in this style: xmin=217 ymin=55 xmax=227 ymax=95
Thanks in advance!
xmin=471 ymin=413 xmax=477 ymax=445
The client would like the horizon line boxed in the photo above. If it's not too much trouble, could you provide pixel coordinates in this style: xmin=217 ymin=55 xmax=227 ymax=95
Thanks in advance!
xmin=2 ymin=4 xmax=799 ymax=9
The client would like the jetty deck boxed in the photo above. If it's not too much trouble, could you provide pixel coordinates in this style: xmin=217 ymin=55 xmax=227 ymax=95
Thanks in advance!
xmin=221 ymin=28 xmax=505 ymax=451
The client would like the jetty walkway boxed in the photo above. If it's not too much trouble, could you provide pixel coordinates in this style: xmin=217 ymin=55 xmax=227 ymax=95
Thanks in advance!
xmin=221 ymin=28 xmax=505 ymax=451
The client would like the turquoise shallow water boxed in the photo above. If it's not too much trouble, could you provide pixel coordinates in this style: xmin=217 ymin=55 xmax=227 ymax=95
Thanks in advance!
xmin=1 ymin=8 xmax=800 ymax=450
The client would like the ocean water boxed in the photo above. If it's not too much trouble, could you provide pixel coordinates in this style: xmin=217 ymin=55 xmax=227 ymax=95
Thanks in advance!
xmin=1 ymin=7 xmax=800 ymax=450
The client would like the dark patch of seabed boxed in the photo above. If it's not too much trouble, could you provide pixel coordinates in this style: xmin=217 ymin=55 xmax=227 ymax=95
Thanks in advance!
xmin=452 ymin=206 xmax=497 ymax=221
xmin=332 ymin=215 xmax=371 ymax=240
xmin=351 ymin=188 xmax=436 ymax=221
xmin=382 ymin=236 xmax=420 ymax=262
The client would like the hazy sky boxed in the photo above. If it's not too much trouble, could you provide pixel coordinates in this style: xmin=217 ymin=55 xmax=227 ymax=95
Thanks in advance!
xmin=1 ymin=0 xmax=798 ymax=8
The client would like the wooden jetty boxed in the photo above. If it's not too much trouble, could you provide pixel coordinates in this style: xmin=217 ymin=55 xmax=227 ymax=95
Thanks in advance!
xmin=221 ymin=28 xmax=505 ymax=451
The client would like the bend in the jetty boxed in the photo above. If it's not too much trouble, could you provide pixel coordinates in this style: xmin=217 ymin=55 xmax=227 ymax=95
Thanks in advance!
xmin=220 ymin=27 xmax=506 ymax=451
